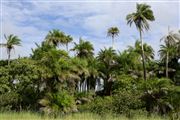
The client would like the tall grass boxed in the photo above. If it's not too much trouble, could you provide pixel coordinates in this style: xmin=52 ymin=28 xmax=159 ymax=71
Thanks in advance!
xmin=0 ymin=112 xmax=167 ymax=120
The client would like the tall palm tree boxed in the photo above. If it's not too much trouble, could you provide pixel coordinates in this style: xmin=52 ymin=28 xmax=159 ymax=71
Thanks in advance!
xmin=0 ymin=34 xmax=21 ymax=65
xmin=126 ymin=3 xmax=155 ymax=80
xmin=159 ymin=44 xmax=176 ymax=78
xmin=71 ymin=38 xmax=94 ymax=58
xmin=45 ymin=29 xmax=65 ymax=47
xmin=107 ymin=27 xmax=120 ymax=48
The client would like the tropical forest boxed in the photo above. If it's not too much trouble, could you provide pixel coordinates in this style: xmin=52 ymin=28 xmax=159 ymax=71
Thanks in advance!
xmin=0 ymin=1 xmax=180 ymax=120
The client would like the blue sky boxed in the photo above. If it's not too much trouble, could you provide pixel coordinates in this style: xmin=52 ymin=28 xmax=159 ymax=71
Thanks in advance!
xmin=0 ymin=0 xmax=180 ymax=59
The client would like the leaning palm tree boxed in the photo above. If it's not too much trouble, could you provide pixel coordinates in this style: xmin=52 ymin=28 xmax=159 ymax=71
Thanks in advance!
xmin=126 ymin=3 xmax=155 ymax=80
xmin=159 ymin=44 xmax=176 ymax=78
xmin=107 ymin=27 xmax=120 ymax=49
xmin=0 ymin=34 xmax=21 ymax=65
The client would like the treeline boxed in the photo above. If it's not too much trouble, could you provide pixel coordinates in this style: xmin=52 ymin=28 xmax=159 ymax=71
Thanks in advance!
xmin=0 ymin=3 xmax=180 ymax=119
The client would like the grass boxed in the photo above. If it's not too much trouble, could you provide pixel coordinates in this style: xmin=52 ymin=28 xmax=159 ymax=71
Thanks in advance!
xmin=0 ymin=112 xmax=168 ymax=120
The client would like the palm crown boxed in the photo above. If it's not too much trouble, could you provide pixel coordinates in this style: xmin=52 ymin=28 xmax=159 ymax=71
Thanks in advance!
xmin=71 ymin=38 xmax=94 ymax=58
xmin=126 ymin=3 xmax=155 ymax=31
xmin=0 ymin=34 xmax=21 ymax=65
xmin=107 ymin=27 xmax=120 ymax=48
xmin=45 ymin=29 xmax=65 ymax=47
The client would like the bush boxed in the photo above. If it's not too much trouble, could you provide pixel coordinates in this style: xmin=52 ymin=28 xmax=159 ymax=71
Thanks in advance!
xmin=140 ymin=78 xmax=180 ymax=117
xmin=79 ymin=89 xmax=144 ymax=117
xmin=75 ymin=91 xmax=95 ymax=105
xmin=39 ymin=90 xmax=76 ymax=116
xmin=79 ymin=96 xmax=113 ymax=115
xmin=112 ymin=90 xmax=143 ymax=117
xmin=112 ymin=74 xmax=138 ymax=93
xmin=0 ymin=92 xmax=19 ymax=111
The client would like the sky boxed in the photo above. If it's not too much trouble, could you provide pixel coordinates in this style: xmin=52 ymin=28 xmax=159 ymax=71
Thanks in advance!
xmin=0 ymin=0 xmax=180 ymax=60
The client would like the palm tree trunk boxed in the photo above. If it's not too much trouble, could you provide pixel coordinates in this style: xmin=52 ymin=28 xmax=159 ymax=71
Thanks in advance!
xmin=140 ymin=30 xmax=147 ymax=80
xmin=166 ymin=51 xmax=169 ymax=78
xmin=112 ymin=35 xmax=114 ymax=49
xmin=7 ymin=49 xmax=11 ymax=66
xmin=66 ymin=43 xmax=68 ymax=52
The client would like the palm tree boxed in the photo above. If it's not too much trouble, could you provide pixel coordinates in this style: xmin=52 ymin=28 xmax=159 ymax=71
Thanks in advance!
xmin=45 ymin=29 xmax=65 ymax=47
xmin=160 ymin=27 xmax=179 ymax=46
xmin=97 ymin=47 xmax=117 ymax=95
xmin=160 ymin=27 xmax=180 ymax=78
xmin=86 ymin=58 xmax=99 ymax=91
xmin=128 ymin=40 xmax=154 ymax=62
xmin=0 ymin=34 xmax=21 ymax=65
xmin=141 ymin=78 xmax=173 ymax=113
xmin=64 ymin=35 xmax=73 ymax=52
xmin=71 ymin=38 xmax=94 ymax=58
xmin=159 ymin=44 xmax=176 ymax=78
xmin=126 ymin=40 xmax=154 ymax=77
xmin=126 ymin=3 xmax=155 ymax=80
xmin=107 ymin=27 xmax=120 ymax=48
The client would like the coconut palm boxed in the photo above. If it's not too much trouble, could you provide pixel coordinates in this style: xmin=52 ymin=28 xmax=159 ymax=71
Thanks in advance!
xmin=126 ymin=3 xmax=155 ymax=80
xmin=107 ymin=27 xmax=120 ymax=48
xmin=45 ymin=29 xmax=65 ymax=47
xmin=0 ymin=34 xmax=21 ymax=65
xmin=71 ymin=38 xmax=94 ymax=58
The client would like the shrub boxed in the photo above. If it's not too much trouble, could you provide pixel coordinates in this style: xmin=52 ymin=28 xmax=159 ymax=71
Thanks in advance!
xmin=140 ymin=78 xmax=180 ymax=117
xmin=112 ymin=74 xmax=138 ymax=93
xmin=79 ymin=90 xmax=143 ymax=117
xmin=39 ymin=90 xmax=76 ymax=117
xmin=112 ymin=90 xmax=143 ymax=117
xmin=0 ymin=92 xmax=19 ymax=111
xmin=79 ymin=96 xmax=113 ymax=115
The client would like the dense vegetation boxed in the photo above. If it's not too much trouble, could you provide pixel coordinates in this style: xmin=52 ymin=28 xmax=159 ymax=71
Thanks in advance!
xmin=0 ymin=3 xmax=180 ymax=120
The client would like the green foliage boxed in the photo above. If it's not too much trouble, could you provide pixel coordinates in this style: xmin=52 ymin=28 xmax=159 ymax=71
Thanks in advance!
xmin=0 ymin=92 xmax=19 ymax=111
xmin=140 ymin=78 xmax=180 ymax=117
xmin=0 ymin=6 xmax=179 ymax=119
xmin=126 ymin=3 xmax=155 ymax=31
xmin=39 ymin=90 xmax=76 ymax=116
xmin=0 ymin=58 xmax=41 ymax=110
xmin=112 ymin=90 xmax=143 ymax=116
xmin=71 ymin=38 xmax=94 ymax=58
xmin=82 ymin=96 xmax=113 ymax=115
xmin=112 ymin=74 xmax=137 ymax=92
xmin=80 ymin=91 xmax=143 ymax=117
